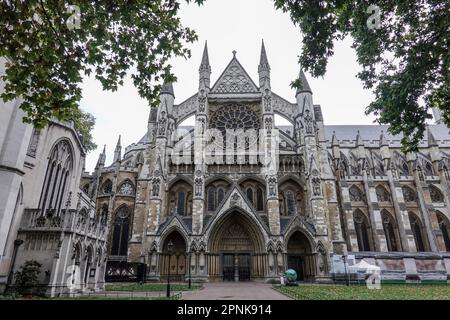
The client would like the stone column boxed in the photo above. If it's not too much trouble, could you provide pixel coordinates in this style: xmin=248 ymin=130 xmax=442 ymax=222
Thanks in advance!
xmin=192 ymin=169 xmax=205 ymax=235
xmin=413 ymin=174 xmax=438 ymax=252
xmin=387 ymin=170 xmax=416 ymax=251
xmin=363 ymin=172 xmax=388 ymax=251
xmin=337 ymin=181 xmax=359 ymax=251
xmin=263 ymin=124 xmax=280 ymax=235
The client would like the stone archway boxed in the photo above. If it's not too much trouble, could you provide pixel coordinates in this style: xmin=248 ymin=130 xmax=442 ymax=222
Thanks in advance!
xmin=207 ymin=211 xmax=266 ymax=282
xmin=286 ymin=230 xmax=316 ymax=282
xmin=160 ymin=230 xmax=187 ymax=281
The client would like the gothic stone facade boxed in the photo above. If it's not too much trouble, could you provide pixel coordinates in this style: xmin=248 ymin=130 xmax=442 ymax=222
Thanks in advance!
xmin=83 ymin=43 xmax=450 ymax=283
xmin=0 ymin=58 xmax=107 ymax=296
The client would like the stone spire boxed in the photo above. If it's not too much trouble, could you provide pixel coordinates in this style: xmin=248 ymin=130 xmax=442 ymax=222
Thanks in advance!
xmin=199 ymin=41 xmax=211 ymax=89
xmin=432 ymin=107 xmax=443 ymax=124
xmin=427 ymin=126 xmax=441 ymax=163
xmin=96 ymin=145 xmax=106 ymax=169
xmin=332 ymin=131 xmax=339 ymax=147
xmin=148 ymin=107 xmax=157 ymax=123
xmin=428 ymin=127 xmax=438 ymax=147
xmin=259 ymin=40 xmax=270 ymax=69
xmin=296 ymin=68 xmax=312 ymax=96
xmin=147 ymin=107 xmax=158 ymax=143
xmin=161 ymin=82 xmax=175 ymax=98
xmin=113 ymin=135 xmax=122 ymax=163
xmin=356 ymin=131 xmax=365 ymax=160
xmin=380 ymin=131 xmax=391 ymax=161
xmin=200 ymin=41 xmax=210 ymax=68
xmin=379 ymin=131 xmax=388 ymax=147
xmin=258 ymin=39 xmax=270 ymax=88
xmin=159 ymin=80 xmax=175 ymax=118
xmin=332 ymin=131 xmax=340 ymax=162
xmin=356 ymin=130 xmax=364 ymax=147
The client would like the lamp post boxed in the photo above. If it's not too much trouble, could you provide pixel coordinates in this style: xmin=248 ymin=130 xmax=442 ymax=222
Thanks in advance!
xmin=342 ymin=254 xmax=349 ymax=286
xmin=166 ymin=240 xmax=173 ymax=298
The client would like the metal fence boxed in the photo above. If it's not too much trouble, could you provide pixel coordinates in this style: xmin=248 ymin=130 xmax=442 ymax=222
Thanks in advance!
xmin=2 ymin=286 xmax=182 ymax=300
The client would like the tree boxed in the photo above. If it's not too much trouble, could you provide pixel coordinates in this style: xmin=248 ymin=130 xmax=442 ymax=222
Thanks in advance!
xmin=72 ymin=108 xmax=97 ymax=153
xmin=0 ymin=0 xmax=202 ymax=128
xmin=2 ymin=1 xmax=448 ymax=152
xmin=274 ymin=0 xmax=449 ymax=152
xmin=14 ymin=260 xmax=42 ymax=296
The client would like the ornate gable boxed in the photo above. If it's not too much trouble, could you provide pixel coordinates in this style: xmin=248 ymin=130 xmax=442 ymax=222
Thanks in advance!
xmin=203 ymin=184 xmax=270 ymax=238
xmin=211 ymin=54 xmax=259 ymax=94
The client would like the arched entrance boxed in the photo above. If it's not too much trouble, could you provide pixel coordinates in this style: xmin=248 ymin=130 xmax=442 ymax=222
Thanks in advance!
xmin=160 ymin=230 xmax=187 ymax=281
xmin=286 ymin=230 xmax=315 ymax=282
xmin=208 ymin=211 xmax=266 ymax=282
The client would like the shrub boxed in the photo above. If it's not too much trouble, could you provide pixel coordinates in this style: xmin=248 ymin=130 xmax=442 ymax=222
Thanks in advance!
xmin=14 ymin=260 xmax=43 ymax=296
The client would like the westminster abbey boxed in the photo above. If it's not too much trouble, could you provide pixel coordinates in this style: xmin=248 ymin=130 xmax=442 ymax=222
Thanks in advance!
xmin=1 ymin=42 xmax=450 ymax=295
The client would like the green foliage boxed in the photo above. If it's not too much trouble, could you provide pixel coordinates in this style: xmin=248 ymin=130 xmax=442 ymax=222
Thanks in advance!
xmin=2 ymin=0 xmax=448 ymax=153
xmin=0 ymin=0 xmax=204 ymax=128
xmin=273 ymin=0 xmax=450 ymax=152
xmin=14 ymin=260 xmax=42 ymax=296
xmin=71 ymin=108 xmax=97 ymax=152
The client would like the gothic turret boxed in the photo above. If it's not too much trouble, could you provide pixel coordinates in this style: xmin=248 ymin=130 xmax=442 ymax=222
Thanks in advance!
xmin=428 ymin=127 xmax=438 ymax=147
xmin=147 ymin=107 xmax=158 ymax=143
xmin=331 ymin=132 xmax=341 ymax=170
xmin=160 ymin=81 xmax=175 ymax=116
xmin=380 ymin=131 xmax=391 ymax=161
xmin=113 ymin=135 xmax=122 ymax=163
xmin=296 ymin=69 xmax=313 ymax=95
xmin=356 ymin=131 xmax=365 ymax=160
xmin=161 ymin=82 xmax=175 ymax=98
xmin=379 ymin=131 xmax=388 ymax=147
xmin=95 ymin=145 xmax=106 ymax=169
xmin=156 ymin=81 xmax=175 ymax=141
xmin=432 ymin=107 xmax=443 ymax=124
xmin=428 ymin=127 xmax=441 ymax=163
xmin=295 ymin=67 xmax=314 ymax=123
xmin=332 ymin=132 xmax=340 ymax=157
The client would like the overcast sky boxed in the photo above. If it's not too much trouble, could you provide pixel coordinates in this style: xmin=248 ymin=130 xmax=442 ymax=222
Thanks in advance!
xmin=80 ymin=0 xmax=377 ymax=173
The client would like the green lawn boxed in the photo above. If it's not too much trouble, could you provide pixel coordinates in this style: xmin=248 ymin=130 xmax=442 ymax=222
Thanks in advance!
xmin=54 ymin=295 xmax=179 ymax=300
xmin=274 ymin=284 xmax=450 ymax=300
xmin=0 ymin=295 xmax=179 ymax=300
xmin=105 ymin=283 xmax=202 ymax=292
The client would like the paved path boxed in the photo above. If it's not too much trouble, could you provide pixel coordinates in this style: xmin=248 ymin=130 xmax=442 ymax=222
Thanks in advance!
xmin=182 ymin=282 xmax=291 ymax=300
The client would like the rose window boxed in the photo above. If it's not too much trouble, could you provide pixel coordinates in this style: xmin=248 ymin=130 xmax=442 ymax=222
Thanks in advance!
xmin=211 ymin=104 xmax=259 ymax=132
xmin=210 ymin=104 xmax=260 ymax=150
xmin=118 ymin=182 xmax=134 ymax=195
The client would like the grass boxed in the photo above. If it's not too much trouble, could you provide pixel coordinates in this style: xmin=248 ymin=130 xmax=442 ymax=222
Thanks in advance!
xmin=0 ymin=295 xmax=179 ymax=300
xmin=53 ymin=295 xmax=179 ymax=300
xmin=105 ymin=283 xmax=202 ymax=292
xmin=274 ymin=284 xmax=450 ymax=300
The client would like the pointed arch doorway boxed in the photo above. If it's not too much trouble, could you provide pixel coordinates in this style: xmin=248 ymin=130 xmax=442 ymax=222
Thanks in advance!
xmin=286 ymin=230 xmax=315 ymax=282
xmin=208 ymin=211 xmax=266 ymax=282
xmin=160 ymin=230 xmax=187 ymax=282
